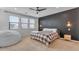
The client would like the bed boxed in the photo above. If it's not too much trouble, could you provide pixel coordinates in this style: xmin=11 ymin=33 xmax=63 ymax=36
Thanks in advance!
xmin=31 ymin=28 xmax=60 ymax=45
xmin=0 ymin=30 xmax=21 ymax=47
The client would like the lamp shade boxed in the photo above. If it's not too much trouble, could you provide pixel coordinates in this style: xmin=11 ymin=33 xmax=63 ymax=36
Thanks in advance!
xmin=66 ymin=21 xmax=72 ymax=27
xmin=40 ymin=25 xmax=42 ymax=27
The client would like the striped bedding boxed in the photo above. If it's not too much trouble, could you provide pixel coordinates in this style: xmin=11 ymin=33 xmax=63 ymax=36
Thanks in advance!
xmin=31 ymin=31 xmax=60 ymax=45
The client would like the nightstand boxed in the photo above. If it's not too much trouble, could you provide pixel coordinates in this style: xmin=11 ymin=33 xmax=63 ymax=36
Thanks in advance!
xmin=64 ymin=34 xmax=71 ymax=41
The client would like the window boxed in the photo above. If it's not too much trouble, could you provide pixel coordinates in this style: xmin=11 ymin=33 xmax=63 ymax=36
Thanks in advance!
xmin=29 ymin=19 xmax=35 ymax=29
xmin=9 ymin=16 xmax=19 ymax=29
xmin=21 ymin=18 xmax=35 ymax=29
xmin=9 ymin=16 xmax=35 ymax=30
xmin=21 ymin=18 xmax=28 ymax=29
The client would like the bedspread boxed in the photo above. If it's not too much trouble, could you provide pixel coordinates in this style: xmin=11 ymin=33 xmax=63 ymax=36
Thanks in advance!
xmin=31 ymin=31 xmax=60 ymax=45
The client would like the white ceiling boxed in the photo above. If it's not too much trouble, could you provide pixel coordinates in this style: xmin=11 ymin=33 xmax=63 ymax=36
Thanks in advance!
xmin=0 ymin=7 xmax=77 ymax=18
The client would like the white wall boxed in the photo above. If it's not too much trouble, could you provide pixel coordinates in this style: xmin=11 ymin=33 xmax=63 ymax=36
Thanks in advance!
xmin=0 ymin=11 xmax=9 ymax=30
xmin=0 ymin=11 xmax=39 ymax=37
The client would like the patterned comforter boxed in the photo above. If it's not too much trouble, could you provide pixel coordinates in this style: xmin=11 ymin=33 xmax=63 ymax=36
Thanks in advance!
xmin=31 ymin=31 xmax=60 ymax=45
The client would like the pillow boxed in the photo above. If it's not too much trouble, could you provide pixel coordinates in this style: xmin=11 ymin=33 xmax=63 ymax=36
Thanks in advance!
xmin=31 ymin=31 xmax=39 ymax=33
xmin=43 ymin=28 xmax=57 ymax=32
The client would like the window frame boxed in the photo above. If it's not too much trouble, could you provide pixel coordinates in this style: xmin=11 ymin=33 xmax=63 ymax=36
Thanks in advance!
xmin=21 ymin=17 xmax=29 ymax=29
xmin=29 ymin=18 xmax=35 ymax=29
xmin=9 ymin=16 xmax=19 ymax=30
xmin=9 ymin=16 xmax=36 ymax=30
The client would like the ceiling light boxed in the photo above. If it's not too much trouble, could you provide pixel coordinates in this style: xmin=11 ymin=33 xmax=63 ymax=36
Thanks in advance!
xmin=55 ymin=7 xmax=60 ymax=8
xmin=14 ymin=8 xmax=17 ymax=10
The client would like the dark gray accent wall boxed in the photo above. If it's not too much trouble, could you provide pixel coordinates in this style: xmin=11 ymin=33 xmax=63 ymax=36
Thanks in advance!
xmin=39 ymin=8 xmax=79 ymax=40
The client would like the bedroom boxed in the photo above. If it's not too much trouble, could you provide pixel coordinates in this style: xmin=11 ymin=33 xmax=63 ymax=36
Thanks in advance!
xmin=0 ymin=7 xmax=79 ymax=51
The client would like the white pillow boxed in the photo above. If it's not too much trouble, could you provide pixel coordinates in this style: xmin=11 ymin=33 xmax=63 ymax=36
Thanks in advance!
xmin=43 ymin=28 xmax=49 ymax=31
xmin=43 ymin=28 xmax=57 ymax=32
xmin=31 ymin=31 xmax=39 ymax=33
